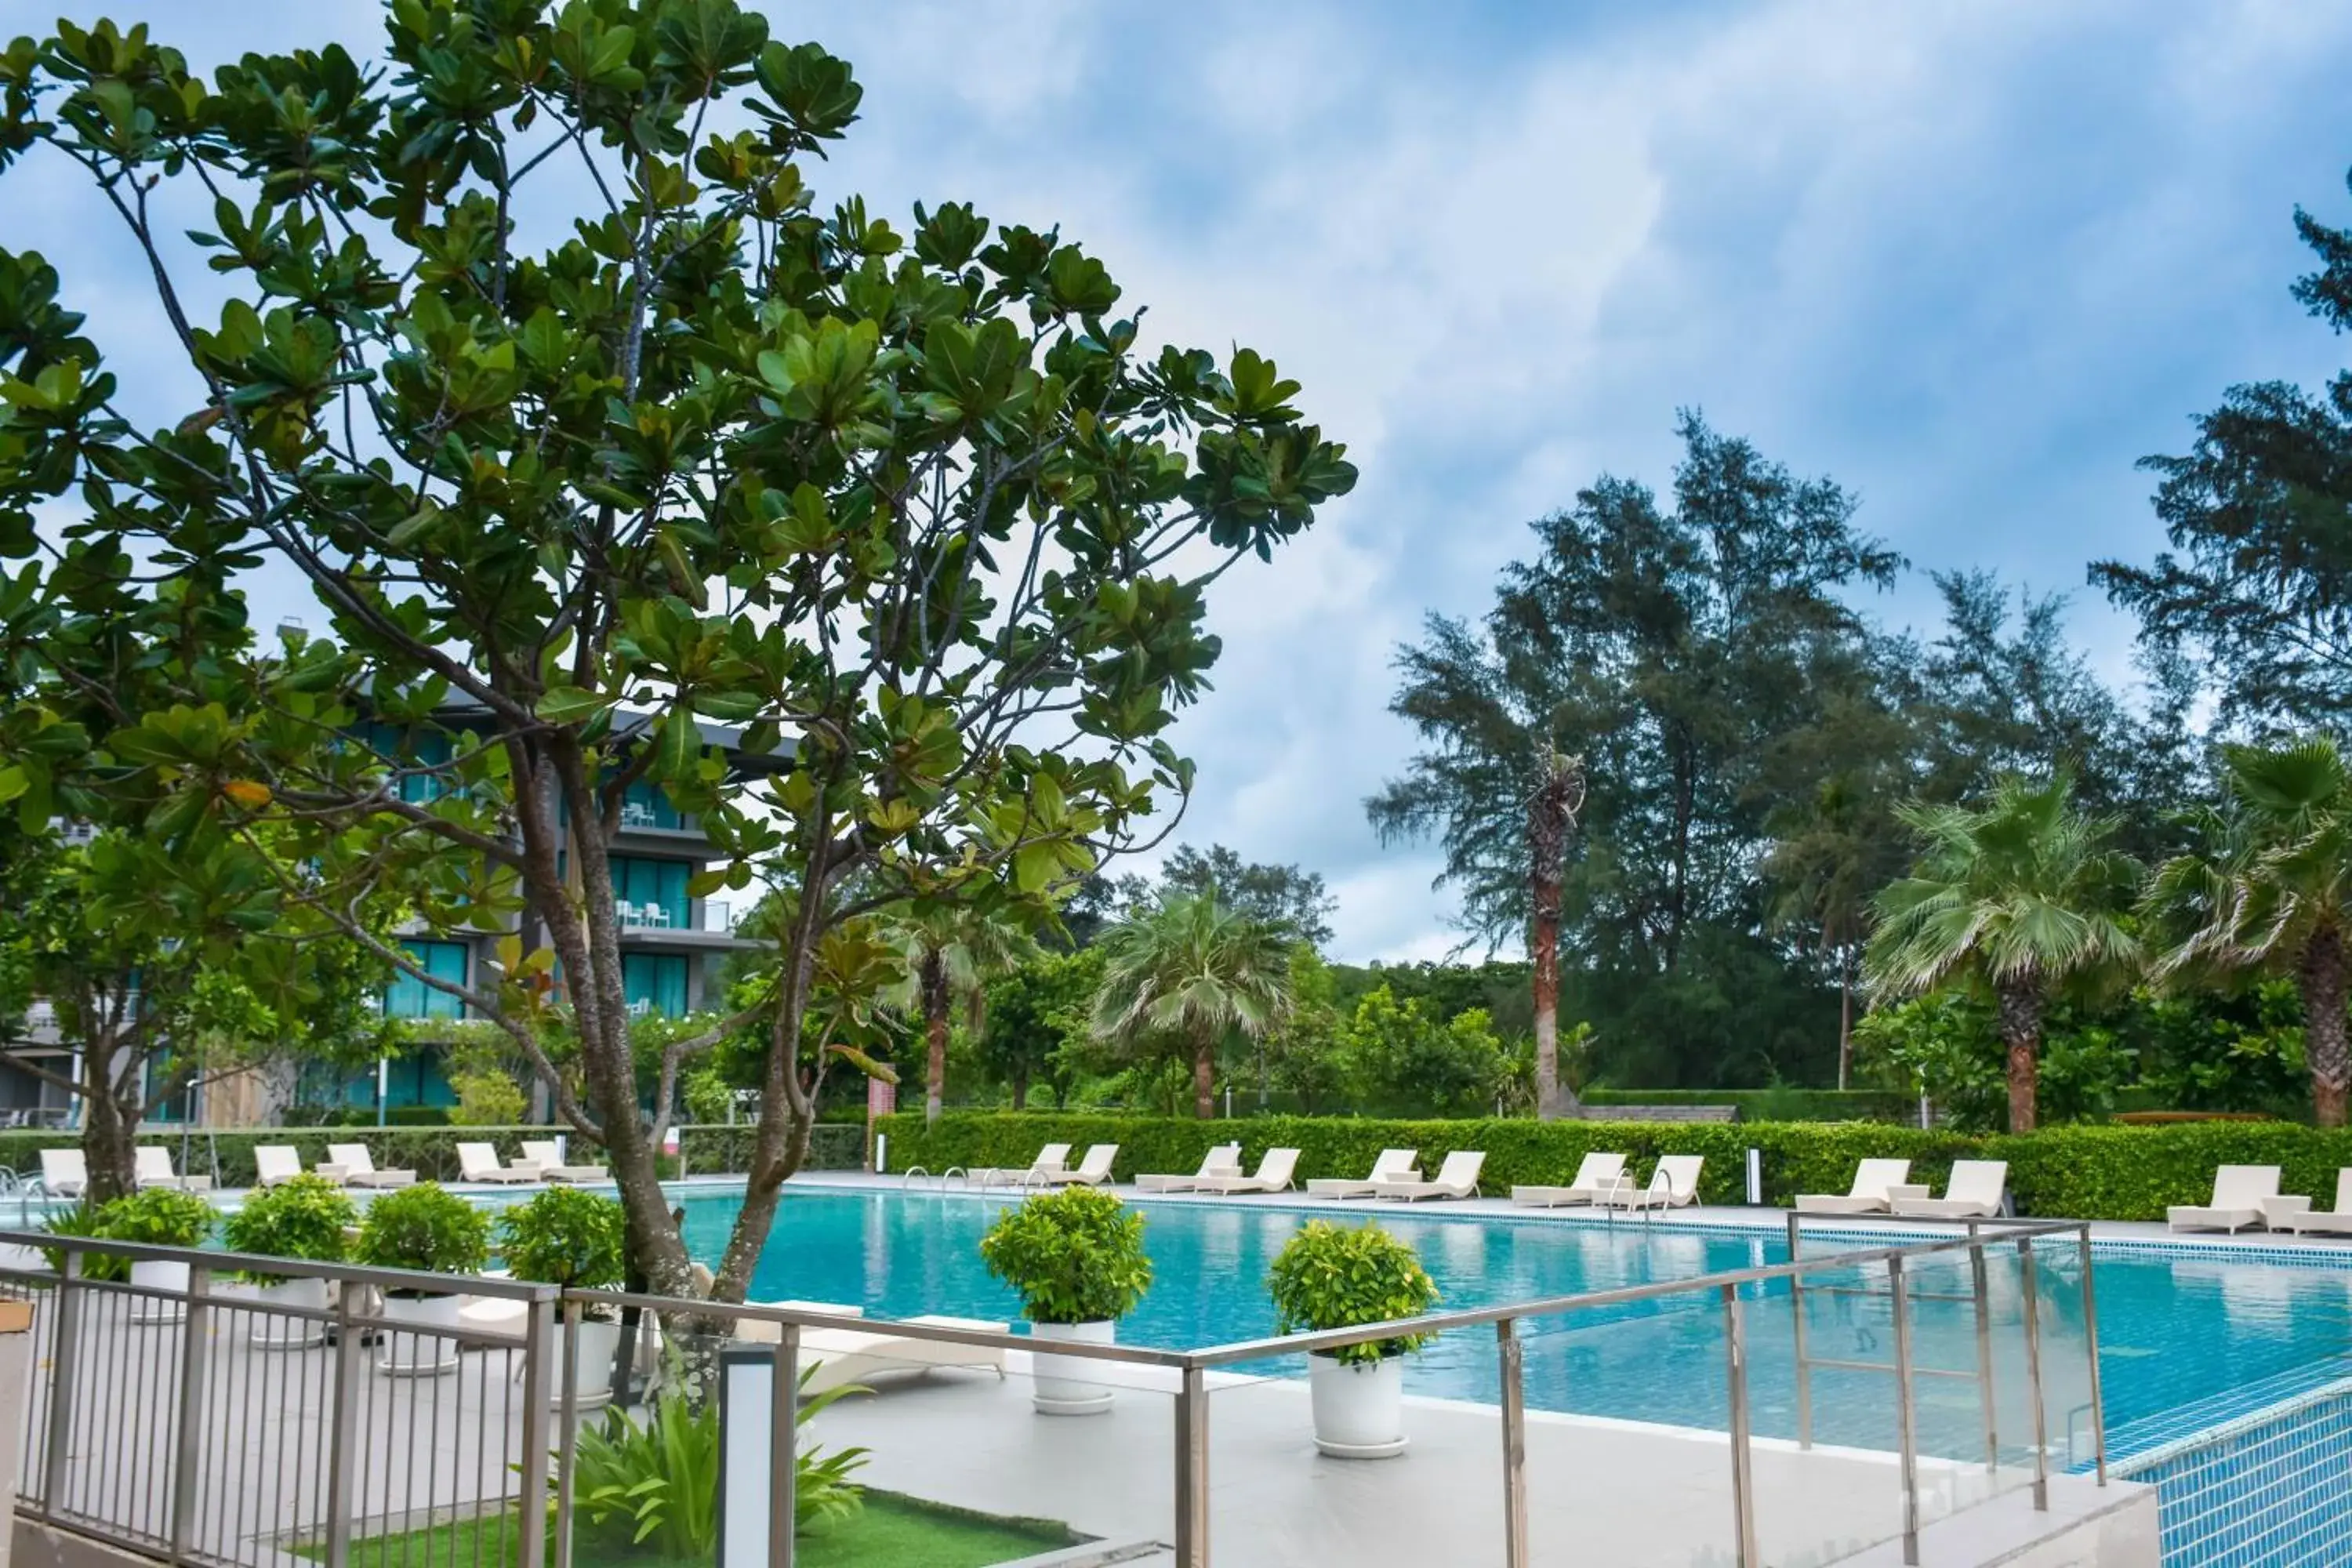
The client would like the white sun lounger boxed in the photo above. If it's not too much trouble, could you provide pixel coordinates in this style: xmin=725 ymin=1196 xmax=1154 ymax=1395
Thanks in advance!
xmin=38 ymin=1148 xmax=86 ymax=1199
xmin=1192 ymin=1148 xmax=1301 ymax=1196
xmin=521 ymin=1140 xmax=608 ymax=1183
xmin=1373 ymin=1149 xmax=1487 ymax=1202
xmin=1306 ymin=1148 xmax=1419 ymax=1200
xmin=458 ymin=1142 xmax=543 ymax=1185
xmin=1137 ymin=1143 xmax=1243 ymax=1193
xmin=1045 ymin=1144 xmax=1120 ymax=1186
xmin=796 ymin=1314 xmax=1009 ymax=1396
xmin=1603 ymin=1154 xmax=1706 ymax=1210
xmin=1893 ymin=1160 xmax=2009 ymax=1219
xmin=2265 ymin=1170 xmax=2352 ymax=1237
xmin=327 ymin=1143 xmax=415 ymax=1188
xmin=1512 ymin=1152 xmax=1628 ymax=1208
xmin=969 ymin=1143 xmax=1071 ymax=1189
xmin=1795 ymin=1159 xmax=1913 ymax=1215
xmin=2169 ymin=1165 xmax=2281 ymax=1234
xmin=136 ymin=1146 xmax=213 ymax=1192
xmin=256 ymin=1145 xmax=345 ymax=1188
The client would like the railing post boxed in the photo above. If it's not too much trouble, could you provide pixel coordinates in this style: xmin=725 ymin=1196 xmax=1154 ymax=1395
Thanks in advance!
xmin=770 ymin=1326 xmax=799 ymax=1568
xmin=167 ymin=1263 xmax=212 ymax=1563
xmin=1720 ymin=1283 xmax=1758 ymax=1568
xmin=1786 ymin=1211 xmax=1812 ymax=1449
xmin=1497 ymin=1318 xmax=1529 ymax=1568
xmin=40 ymin=1250 xmax=82 ymax=1518
xmin=323 ymin=1283 xmax=368 ymax=1568
xmin=1968 ymin=1221 xmax=1998 ymax=1472
xmin=556 ymin=1298 xmax=582 ymax=1568
xmin=517 ymin=1293 xmax=555 ymax=1568
xmin=1887 ymin=1256 xmax=1922 ymax=1567
xmin=2075 ymin=1225 xmax=2107 ymax=1486
xmin=1174 ymin=1364 xmax=1209 ymax=1568
xmin=2017 ymin=1238 xmax=2050 ymax=1512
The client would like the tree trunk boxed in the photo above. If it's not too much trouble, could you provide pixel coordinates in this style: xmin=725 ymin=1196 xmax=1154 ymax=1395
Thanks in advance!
xmin=1527 ymin=752 xmax=1585 ymax=1120
xmin=1836 ymin=946 xmax=1853 ymax=1093
xmin=1011 ymin=1070 xmax=1029 ymax=1112
xmin=80 ymin=1040 xmax=137 ymax=1206
xmin=1194 ymin=1025 xmax=1216 ymax=1120
xmin=2300 ymin=925 xmax=2350 ymax=1128
xmin=922 ymin=949 xmax=950 ymax=1127
xmin=1994 ymin=980 xmax=2043 ymax=1134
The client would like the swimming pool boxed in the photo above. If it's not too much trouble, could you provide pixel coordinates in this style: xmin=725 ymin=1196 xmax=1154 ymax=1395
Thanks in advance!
xmin=678 ymin=1183 xmax=2352 ymax=1466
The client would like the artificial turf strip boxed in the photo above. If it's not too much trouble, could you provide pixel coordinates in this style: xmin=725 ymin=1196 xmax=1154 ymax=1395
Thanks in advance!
xmin=302 ymin=1493 xmax=1076 ymax=1568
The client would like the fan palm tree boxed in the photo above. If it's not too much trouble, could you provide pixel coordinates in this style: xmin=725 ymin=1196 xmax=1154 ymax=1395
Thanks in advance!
xmin=883 ymin=908 xmax=1039 ymax=1126
xmin=1091 ymin=891 xmax=1294 ymax=1120
xmin=1865 ymin=774 xmax=2140 ymax=1133
xmin=2146 ymin=737 xmax=2352 ymax=1127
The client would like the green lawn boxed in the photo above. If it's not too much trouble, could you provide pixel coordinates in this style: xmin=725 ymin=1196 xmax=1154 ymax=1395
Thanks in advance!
xmin=300 ymin=1493 xmax=1076 ymax=1568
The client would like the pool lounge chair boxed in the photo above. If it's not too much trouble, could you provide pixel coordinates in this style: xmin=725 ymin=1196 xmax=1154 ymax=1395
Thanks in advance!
xmin=1893 ymin=1160 xmax=2009 ymax=1219
xmin=458 ymin=1142 xmax=543 ymax=1185
xmin=2265 ymin=1170 xmax=2352 ymax=1237
xmin=327 ymin=1143 xmax=415 ymax=1188
xmin=256 ymin=1145 xmax=344 ymax=1189
xmin=38 ymin=1148 xmax=85 ymax=1199
xmin=1305 ymin=1148 xmax=1419 ymax=1200
xmin=1512 ymin=1152 xmax=1628 ymax=1208
xmin=802 ymin=1315 xmax=1009 ymax=1397
xmin=1373 ymin=1150 xmax=1487 ymax=1202
xmin=969 ymin=1143 xmax=1071 ymax=1189
xmin=1794 ymin=1159 xmax=1912 ymax=1215
xmin=1192 ymin=1148 xmax=1301 ymax=1196
xmin=521 ymin=1139 xmax=608 ymax=1183
xmin=2169 ymin=1165 xmax=2281 ymax=1235
xmin=136 ymin=1146 xmax=213 ymax=1192
xmin=1045 ymin=1144 xmax=1120 ymax=1186
xmin=1137 ymin=1143 xmax=1243 ymax=1193
xmin=1604 ymin=1155 xmax=1706 ymax=1211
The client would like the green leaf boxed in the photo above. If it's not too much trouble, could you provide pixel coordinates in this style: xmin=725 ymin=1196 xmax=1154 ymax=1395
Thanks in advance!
xmin=537 ymin=686 xmax=612 ymax=725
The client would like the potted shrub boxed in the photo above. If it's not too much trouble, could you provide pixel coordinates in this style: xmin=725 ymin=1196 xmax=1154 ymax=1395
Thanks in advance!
xmin=499 ymin=1187 xmax=626 ymax=1408
xmin=978 ymin=1187 xmax=1152 ymax=1415
xmin=221 ymin=1174 xmax=357 ymax=1348
xmin=101 ymin=1189 xmax=216 ymax=1324
xmin=1267 ymin=1221 xmax=1439 ymax=1458
xmin=354 ymin=1183 xmax=489 ymax=1376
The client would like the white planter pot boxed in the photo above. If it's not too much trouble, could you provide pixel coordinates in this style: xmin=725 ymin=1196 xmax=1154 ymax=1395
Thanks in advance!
xmin=247 ymin=1276 xmax=329 ymax=1348
xmin=1308 ymin=1352 xmax=1407 ymax=1458
xmin=556 ymin=1319 xmax=622 ymax=1409
xmin=1029 ymin=1319 xmax=1116 ymax=1415
xmin=129 ymin=1259 xmax=189 ymax=1325
xmin=376 ymin=1292 xmax=463 ymax=1376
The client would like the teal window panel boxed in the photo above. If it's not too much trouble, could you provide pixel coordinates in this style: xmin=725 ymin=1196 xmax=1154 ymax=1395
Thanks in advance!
xmin=610 ymin=855 xmax=690 ymax=927
xmin=384 ymin=939 xmax=468 ymax=1018
xmin=622 ymin=953 xmax=689 ymax=1018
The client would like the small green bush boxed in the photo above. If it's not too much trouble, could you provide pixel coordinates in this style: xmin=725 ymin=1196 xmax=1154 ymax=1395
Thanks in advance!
xmin=101 ymin=1187 xmax=216 ymax=1250
xmin=499 ymin=1187 xmax=626 ymax=1291
xmin=221 ymin=1175 xmax=358 ymax=1280
xmin=978 ymin=1186 xmax=1152 ymax=1326
xmin=1268 ymin=1220 xmax=1440 ymax=1367
xmin=41 ymin=1202 xmax=125 ymax=1281
xmin=354 ymin=1183 xmax=490 ymax=1281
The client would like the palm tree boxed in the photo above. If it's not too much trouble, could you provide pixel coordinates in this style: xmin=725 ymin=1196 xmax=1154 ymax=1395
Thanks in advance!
xmin=1091 ymin=891 xmax=1294 ymax=1120
xmin=1525 ymin=750 xmax=1587 ymax=1120
xmin=1865 ymin=774 xmax=2140 ymax=1133
xmin=883 ymin=908 xmax=1038 ymax=1126
xmin=2146 ymin=738 xmax=2352 ymax=1127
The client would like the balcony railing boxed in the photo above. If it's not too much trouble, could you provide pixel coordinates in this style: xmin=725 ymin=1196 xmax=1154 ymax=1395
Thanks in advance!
xmin=617 ymin=900 xmax=737 ymax=934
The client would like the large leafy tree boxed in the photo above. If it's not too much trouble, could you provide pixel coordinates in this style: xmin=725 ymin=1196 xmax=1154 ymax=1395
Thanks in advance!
xmin=0 ymin=5 xmax=1350 ymax=1297
xmin=1865 ymin=775 xmax=2141 ymax=1133
xmin=1091 ymin=891 xmax=1293 ymax=1119
xmin=2145 ymin=737 xmax=2352 ymax=1126
xmin=2093 ymin=168 xmax=2352 ymax=728
xmin=1116 ymin=843 xmax=1338 ymax=948
xmin=882 ymin=904 xmax=1036 ymax=1125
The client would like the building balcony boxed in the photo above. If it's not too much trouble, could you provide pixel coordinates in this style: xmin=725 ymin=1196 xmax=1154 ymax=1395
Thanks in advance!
xmin=616 ymin=900 xmax=757 ymax=949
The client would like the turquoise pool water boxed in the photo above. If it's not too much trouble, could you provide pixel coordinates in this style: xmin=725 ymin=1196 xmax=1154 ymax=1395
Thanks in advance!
xmin=678 ymin=1185 xmax=2352 ymax=1465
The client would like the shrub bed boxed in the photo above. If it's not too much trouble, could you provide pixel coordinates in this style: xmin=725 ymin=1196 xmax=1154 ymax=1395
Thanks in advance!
xmin=1579 ymin=1087 xmax=1918 ymax=1123
xmin=876 ymin=1112 xmax=2352 ymax=1222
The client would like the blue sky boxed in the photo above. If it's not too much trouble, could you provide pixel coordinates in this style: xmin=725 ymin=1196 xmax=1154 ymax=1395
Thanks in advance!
xmin=13 ymin=1 xmax=2352 ymax=960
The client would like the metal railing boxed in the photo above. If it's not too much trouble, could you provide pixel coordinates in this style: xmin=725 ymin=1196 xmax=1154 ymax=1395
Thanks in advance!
xmin=0 ymin=1214 xmax=2105 ymax=1568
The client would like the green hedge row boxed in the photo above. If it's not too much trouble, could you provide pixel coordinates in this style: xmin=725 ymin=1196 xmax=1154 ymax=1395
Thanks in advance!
xmin=1579 ymin=1087 xmax=1918 ymax=1123
xmin=0 ymin=1122 xmax=865 ymax=1189
xmin=874 ymin=1112 xmax=2352 ymax=1222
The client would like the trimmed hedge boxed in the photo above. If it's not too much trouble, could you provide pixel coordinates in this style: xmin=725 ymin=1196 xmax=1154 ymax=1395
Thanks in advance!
xmin=1579 ymin=1087 xmax=1918 ymax=1123
xmin=0 ymin=1121 xmax=865 ymax=1189
xmin=876 ymin=1112 xmax=2352 ymax=1223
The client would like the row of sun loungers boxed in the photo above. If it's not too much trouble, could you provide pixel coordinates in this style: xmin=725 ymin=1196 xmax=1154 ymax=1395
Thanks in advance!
xmin=37 ymin=1139 xmax=612 ymax=1197
xmin=2167 ymin=1165 xmax=2352 ymax=1236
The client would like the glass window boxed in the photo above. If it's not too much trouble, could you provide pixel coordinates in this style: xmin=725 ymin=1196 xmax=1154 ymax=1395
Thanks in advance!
xmin=621 ymin=782 xmax=682 ymax=830
xmin=365 ymin=723 xmax=453 ymax=804
xmin=610 ymin=856 xmax=690 ymax=927
xmin=622 ymin=953 xmax=689 ymax=1018
xmin=384 ymin=939 xmax=468 ymax=1018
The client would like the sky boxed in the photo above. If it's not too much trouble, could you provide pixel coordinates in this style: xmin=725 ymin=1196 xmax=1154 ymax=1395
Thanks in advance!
xmin=9 ymin=0 xmax=2352 ymax=961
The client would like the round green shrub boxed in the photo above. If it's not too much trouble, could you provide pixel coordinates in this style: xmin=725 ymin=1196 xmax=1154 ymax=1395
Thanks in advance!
xmin=354 ymin=1182 xmax=490 ymax=1280
xmin=1267 ymin=1220 xmax=1439 ymax=1366
xmin=222 ymin=1175 xmax=358 ymax=1280
xmin=498 ymin=1187 xmax=626 ymax=1291
xmin=100 ymin=1187 xmax=216 ymax=1250
xmin=978 ymin=1186 xmax=1152 ymax=1326
xmin=41 ymin=1201 xmax=125 ymax=1281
